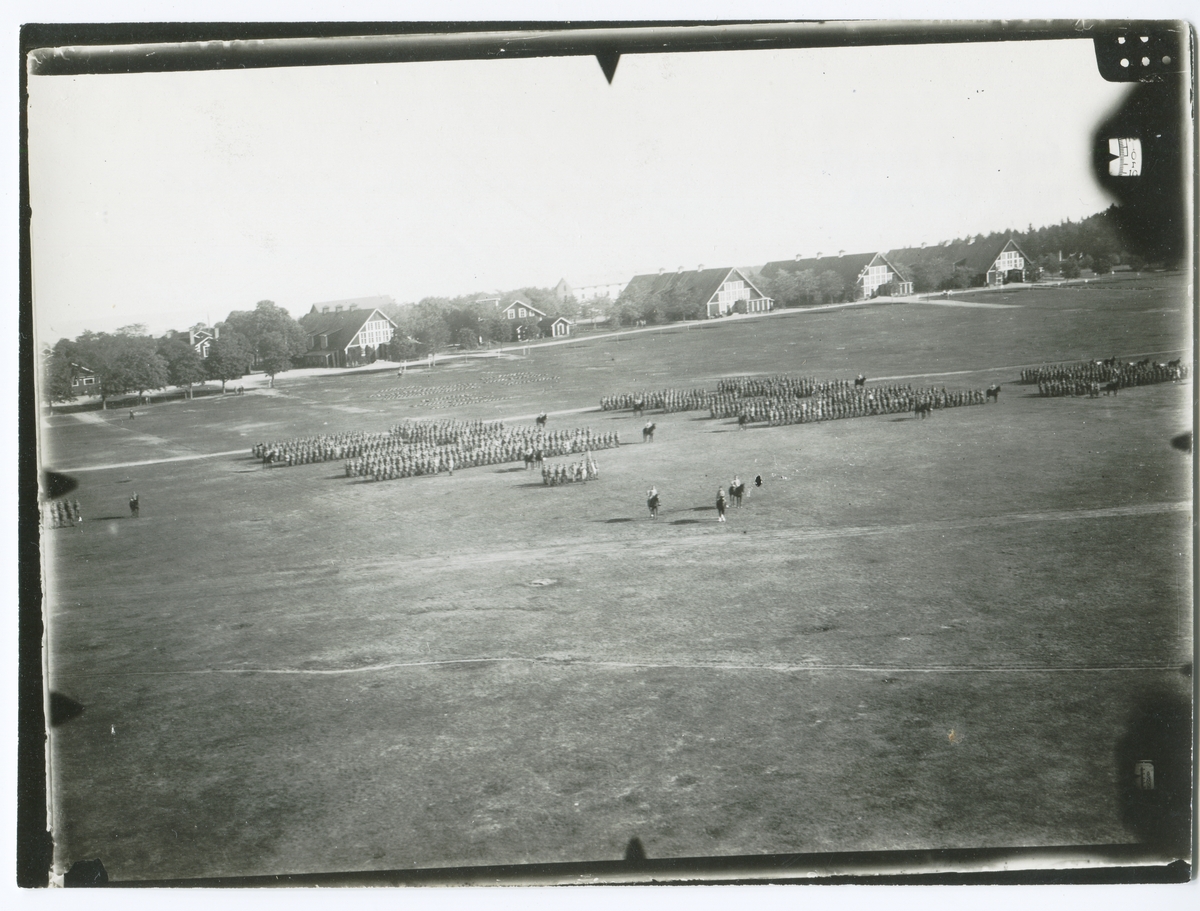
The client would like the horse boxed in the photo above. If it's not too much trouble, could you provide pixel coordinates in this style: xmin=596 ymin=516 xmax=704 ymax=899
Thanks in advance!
xmin=642 ymin=422 xmax=656 ymax=443
xmin=1168 ymin=358 xmax=1182 ymax=369
xmin=523 ymin=448 xmax=535 ymax=470
xmin=737 ymin=413 xmax=750 ymax=430
xmin=914 ymin=401 xmax=932 ymax=419
xmin=536 ymin=412 xmax=548 ymax=428
xmin=985 ymin=384 xmax=1001 ymax=403
xmin=854 ymin=375 xmax=866 ymax=388
xmin=632 ymin=399 xmax=645 ymax=417
xmin=1103 ymin=381 xmax=1120 ymax=395
xmin=647 ymin=489 xmax=660 ymax=518
xmin=732 ymin=481 xmax=745 ymax=506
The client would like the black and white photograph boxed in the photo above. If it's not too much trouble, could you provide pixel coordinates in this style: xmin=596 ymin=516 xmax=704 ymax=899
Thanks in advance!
xmin=19 ymin=9 xmax=1196 ymax=893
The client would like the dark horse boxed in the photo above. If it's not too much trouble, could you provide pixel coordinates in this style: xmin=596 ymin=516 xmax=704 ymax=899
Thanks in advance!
xmin=632 ymin=399 xmax=645 ymax=417
xmin=737 ymin=413 xmax=750 ymax=430
xmin=914 ymin=401 xmax=932 ymax=419
xmin=536 ymin=412 xmax=548 ymax=428
xmin=1103 ymin=381 xmax=1120 ymax=395
xmin=854 ymin=375 xmax=866 ymax=388
xmin=732 ymin=482 xmax=745 ymax=506
xmin=643 ymin=422 xmax=656 ymax=442
xmin=986 ymin=384 xmax=1001 ymax=402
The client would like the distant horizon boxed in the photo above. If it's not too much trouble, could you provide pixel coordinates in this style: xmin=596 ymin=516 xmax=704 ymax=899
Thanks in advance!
xmin=37 ymin=204 xmax=1118 ymax=341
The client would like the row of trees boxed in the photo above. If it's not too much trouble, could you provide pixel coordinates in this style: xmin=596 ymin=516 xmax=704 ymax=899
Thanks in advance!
xmin=43 ymin=300 xmax=309 ymax=409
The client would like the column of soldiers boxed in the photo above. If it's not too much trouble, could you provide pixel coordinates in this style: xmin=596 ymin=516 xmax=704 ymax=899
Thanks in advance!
xmin=542 ymin=452 xmax=599 ymax=485
xmin=253 ymin=430 xmax=394 ymax=466
xmin=598 ymin=388 xmax=713 ymax=413
xmin=369 ymin=381 xmax=478 ymax=400
xmin=41 ymin=499 xmax=82 ymax=528
xmin=1023 ymin=358 xmax=1188 ymax=391
xmin=345 ymin=423 xmax=620 ymax=482
xmin=761 ymin=385 xmax=985 ymax=426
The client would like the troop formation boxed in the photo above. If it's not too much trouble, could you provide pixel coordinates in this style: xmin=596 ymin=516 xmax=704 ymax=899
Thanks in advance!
xmin=755 ymin=385 xmax=986 ymax=426
xmin=542 ymin=453 xmax=600 ymax=485
xmin=1022 ymin=357 xmax=1188 ymax=394
xmin=599 ymin=388 xmax=713 ymax=414
xmin=41 ymin=499 xmax=82 ymax=528
xmin=600 ymin=373 xmax=985 ymax=427
xmin=343 ymin=422 xmax=619 ymax=482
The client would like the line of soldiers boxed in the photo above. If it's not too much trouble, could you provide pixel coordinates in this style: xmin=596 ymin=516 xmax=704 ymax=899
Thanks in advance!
xmin=346 ymin=426 xmax=620 ymax=482
xmin=1022 ymin=358 xmax=1188 ymax=386
xmin=253 ymin=430 xmax=394 ymax=466
xmin=760 ymin=385 xmax=985 ymax=426
xmin=598 ymin=388 xmax=713 ymax=413
xmin=41 ymin=499 xmax=82 ymax=528
xmin=709 ymin=379 xmax=875 ymax=419
xmin=369 ymin=381 xmax=480 ymax=400
xmin=480 ymin=372 xmax=558 ymax=385
xmin=1037 ymin=379 xmax=1106 ymax=398
xmin=542 ymin=453 xmax=599 ymax=485
xmin=715 ymin=374 xmax=821 ymax=397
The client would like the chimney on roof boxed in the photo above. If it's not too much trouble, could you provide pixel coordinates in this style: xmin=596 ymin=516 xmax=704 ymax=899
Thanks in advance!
xmin=697 ymin=264 xmax=704 ymax=271
xmin=795 ymin=254 xmax=801 ymax=261
xmin=658 ymin=268 xmax=664 ymax=274
xmin=920 ymin=242 xmax=926 ymax=248
xmin=838 ymin=250 xmax=845 ymax=257
xmin=816 ymin=251 xmax=823 ymax=259
xmin=213 ymin=325 xmax=219 ymax=339
xmin=677 ymin=266 xmax=683 ymax=273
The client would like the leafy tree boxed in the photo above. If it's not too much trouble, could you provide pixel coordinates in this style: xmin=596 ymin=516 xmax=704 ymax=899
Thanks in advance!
xmin=1038 ymin=254 xmax=1061 ymax=276
xmin=222 ymin=300 xmax=307 ymax=372
xmin=257 ymin=331 xmax=294 ymax=387
xmin=41 ymin=341 xmax=77 ymax=409
xmin=903 ymin=255 xmax=955 ymax=293
xmin=158 ymin=338 xmax=207 ymax=398
xmin=77 ymin=332 xmax=168 ymax=406
xmin=206 ymin=331 xmax=253 ymax=391
xmin=1060 ymin=259 xmax=1082 ymax=279
xmin=817 ymin=270 xmax=846 ymax=304
xmin=456 ymin=327 xmax=479 ymax=349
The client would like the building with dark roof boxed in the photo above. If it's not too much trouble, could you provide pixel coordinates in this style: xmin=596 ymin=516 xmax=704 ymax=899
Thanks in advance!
xmin=888 ymin=236 xmax=1034 ymax=288
xmin=299 ymin=305 xmax=398 ymax=368
xmin=622 ymin=266 xmax=773 ymax=319
xmin=760 ymin=252 xmax=913 ymax=299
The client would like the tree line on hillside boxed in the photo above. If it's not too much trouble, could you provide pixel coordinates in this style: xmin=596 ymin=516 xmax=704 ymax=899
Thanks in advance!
xmin=42 ymin=300 xmax=308 ymax=409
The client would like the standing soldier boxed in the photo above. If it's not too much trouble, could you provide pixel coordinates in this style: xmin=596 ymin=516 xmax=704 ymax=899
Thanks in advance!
xmin=647 ymin=487 xmax=660 ymax=519
xmin=129 ymin=492 xmax=140 ymax=518
xmin=716 ymin=488 xmax=727 ymax=523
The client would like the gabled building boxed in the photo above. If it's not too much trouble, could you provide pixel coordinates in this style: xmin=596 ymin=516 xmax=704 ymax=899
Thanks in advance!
xmin=164 ymin=326 xmax=219 ymax=358
xmin=622 ymin=266 xmax=773 ymax=319
xmin=555 ymin=277 xmax=627 ymax=302
xmin=497 ymin=296 xmax=547 ymax=322
xmin=760 ymin=251 xmax=913 ymax=299
xmin=539 ymin=316 xmax=572 ymax=339
xmin=69 ymin=363 xmax=97 ymax=394
xmin=299 ymin=305 xmax=398 ymax=368
xmin=941 ymin=236 xmax=1033 ymax=286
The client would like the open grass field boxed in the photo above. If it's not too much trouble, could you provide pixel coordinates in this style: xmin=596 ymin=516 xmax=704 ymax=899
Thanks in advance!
xmin=41 ymin=273 xmax=1193 ymax=881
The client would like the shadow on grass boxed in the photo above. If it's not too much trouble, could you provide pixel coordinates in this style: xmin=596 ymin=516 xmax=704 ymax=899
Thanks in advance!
xmin=495 ymin=467 xmax=526 ymax=473
xmin=671 ymin=519 xmax=702 ymax=525
xmin=600 ymin=517 xmax=635 ymax=523
xmin=90 ymin=515 xmax=128 ymax=521
xmin=692 ymin=506 xmax=714 ymax=512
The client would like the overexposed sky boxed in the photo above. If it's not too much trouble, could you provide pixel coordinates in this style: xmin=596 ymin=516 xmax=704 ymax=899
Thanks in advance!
xmin=28 ymin=36 xmax=1128 ymax=342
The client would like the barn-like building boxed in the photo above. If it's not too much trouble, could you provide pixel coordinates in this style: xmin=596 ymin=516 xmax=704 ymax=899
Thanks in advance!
xmin=299 ymin=304 xmax=398 ymax=368
xmin=759 ymin=251 xmax=913 ymax=300
xmin=622 ymin=266 xmax=773 ymax=319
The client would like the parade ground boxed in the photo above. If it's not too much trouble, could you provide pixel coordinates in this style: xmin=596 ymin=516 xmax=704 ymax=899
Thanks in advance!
xmin=40 ymin=273 xmax=1193 ymax=881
